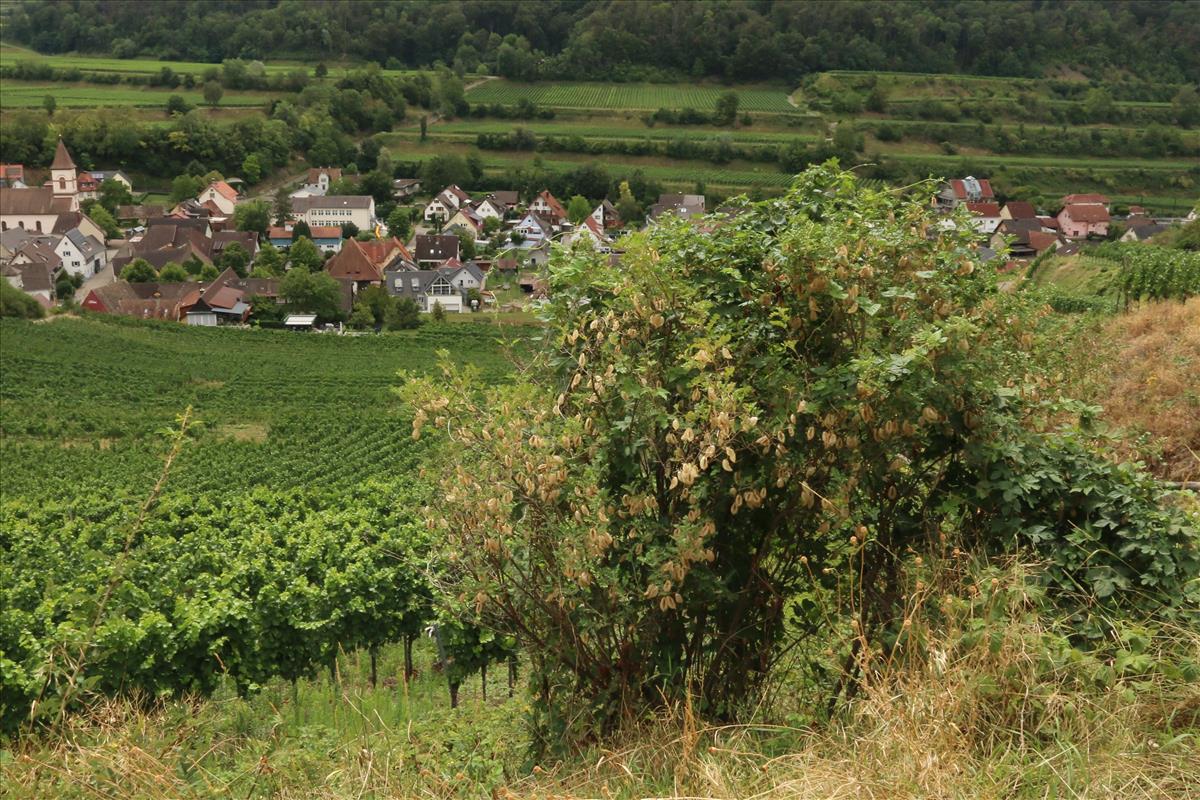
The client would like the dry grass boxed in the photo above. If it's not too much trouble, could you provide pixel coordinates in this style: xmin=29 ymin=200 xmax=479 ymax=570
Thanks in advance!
xmin=5 ymin=561 xmax=1198 ymax=800
xmin=1073 ymin=298 xmax=1200 ymax=481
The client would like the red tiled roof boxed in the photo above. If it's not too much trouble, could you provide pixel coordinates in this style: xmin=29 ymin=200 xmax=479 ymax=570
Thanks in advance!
xmin=1062 ymin=193 xmax=1109 ymax=205
xmin=325 ymin=238 xmax=382 ymax=282
xmin=965 ymin=202 xmax=1001 ymax=217
xmin=1003 ymin=201 xmax=1037 ymax=219
xmin=1027 ymin=231 xmax=1059 ymax=252
xmin=207 ymin=180 xmax=238 ymax=201
xmin=949 ymin=178 xmax=994 ymax=200
xmin=1059 ymin=204 xmax=1110 ymax=223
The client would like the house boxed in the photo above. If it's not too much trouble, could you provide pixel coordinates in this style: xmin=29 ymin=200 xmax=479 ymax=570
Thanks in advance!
xmin=82 ymin=280 xmax=198 ymax=320
xmin=529 ymin=190 xmax=567 ymax=224
xmin=9 ymin=238 xmax=63 ymax=284
xmin=181 ymin=270 xmax=251 ymax=326
xmin=211 ymin=230 xmax=259 ymax=262
xmin=117 ymin=204 xmax=164 ymax=224
xmin=292 ymin=195 xmax=376 ymax=230
xmin=1057 ymin=203 xmax=1110 ymax=239
xmin=1061 ymin=194 xmax=1110 ymax=210
xmin=357 ymin=236 xmax=415 ymax=270
xmin=292 ymin=167 xmax=343 ymax=199
xmin=86 ymin=170 xmax=133 ymax=191
xmin=999 ymin=201 xmax=1037 ymax=221
xmin=649 ymin=193 xmax=706 ymax=221
xmin=565 ymin=216 xmax=612 ymax=251
xmin=423 ymin=185 xmax=471 ymax=222
xmin=937 ymin=177 xmax=994 ymax=211
xmin=384 ymin=263 xmax=482 ymax=313
xmin=472 ymin=196 xmax=507 ymax=221
xmin=392 ymin=178 xmax=421 ymax=200
xmin=54 ymin=228 xmax=107 ymax=278
xmin=198 ymin=181 xmax=239 ymax=216
xmin=488 ymin=190 xmax=521 ymax=212
xmin=414 ymin=234 xmax=460 ymax=266
xmin=111 ymin=219 xmax=215 ymax=275
xmin=990 ymin=219 xmax=1061 ymax=259
xmin=964 ymin=202 xmax=1003 ymax=235
xmin=0 ymin=139 xmax=80 ymax=234
xmin=0 ymin=163 xmax=26 ymax=188
xmin=1120 ymin=223 xmax=1170 ymax=243
xmin=445 ymin=206 xmax=485 ymax=240
xmin=268 ymin=225 xmax=343 ymax=252
xmin=512 ymin=212 xmax=552 ymax=248
xmin=591 ymin=199 xmax=622 ymax=230
xmin=325 ymin=237 xmax=385 ymax=293
xmin=2 ymin=260 xmax=55 ymax=302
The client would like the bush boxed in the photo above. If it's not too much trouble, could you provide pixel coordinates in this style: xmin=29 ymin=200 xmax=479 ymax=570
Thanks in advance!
xmin=1 ymin=280 xmax=46 ymax=318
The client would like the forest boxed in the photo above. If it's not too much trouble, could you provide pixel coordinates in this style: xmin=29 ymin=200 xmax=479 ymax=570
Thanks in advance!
xmin=4 ymin=0 xmax=1200 ymax=83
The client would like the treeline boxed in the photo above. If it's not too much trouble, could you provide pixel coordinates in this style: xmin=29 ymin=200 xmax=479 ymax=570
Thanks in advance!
xmin=869 ymin=121 xmax=1198 ymax=160
xmin=5 ymin=1 xmax=1199 ymax=84
xmin=0 ymin=68 xmax=444 ymax=180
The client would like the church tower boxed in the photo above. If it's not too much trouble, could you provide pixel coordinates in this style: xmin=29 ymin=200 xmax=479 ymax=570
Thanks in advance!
xmin=50 ymin=138 xmax=78 ymax=198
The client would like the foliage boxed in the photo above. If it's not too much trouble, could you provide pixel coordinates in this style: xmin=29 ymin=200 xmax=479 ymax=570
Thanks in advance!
xmin=217 ymin=242 xmax=251 ymax=277
xmin=98 ymin=178 xmax=133 ymax=213
xmin=233 ymin=200 xmax=270 ymax=236
xmin=157 ymin=262 xmax=189 ymax=282
xmin=0 ymin=280 xmax=46 ymax=319
xmin=287 ymin=236 xmax=323 ymax=272
xmin=349 ymin=301 xmax=376 ymax=329
xmin=430 ymin=301 xmax=446 ymax=322
xmin=252 ymin=242 xmax=284 ymax=276
xmin=566 ymin=194 xmax=591 ymax=224
xmin=86 ymin=204 xmax=121 ymax=240
xmin=714 ymin=91 xmax=739 ymax=126
xmin=121 ymin=259 xmax=157 ymax=283
xmin=402 ymin=164 xmax=1037 ymax=747
xmin=279 ymin=268 xmax=343 ymax=321
xmin=202 ymin=79 xmax=223 ymax=106
xmin=169 ymin=173 xmax=204 ymax=203
xmin=386 ymin=297 xmax=423 ymax=330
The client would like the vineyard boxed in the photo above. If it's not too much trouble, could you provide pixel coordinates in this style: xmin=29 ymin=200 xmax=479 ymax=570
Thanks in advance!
xmin=0 ymin=316 xmax=533 ymax=730
xmin=0 ymin=80 xmax=275 ymax=108
xmin=464 ymin=79 xmax=796 ymax=113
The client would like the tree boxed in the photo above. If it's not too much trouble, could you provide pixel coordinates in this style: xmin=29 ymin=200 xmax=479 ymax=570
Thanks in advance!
xmin=1083 ymin=87 xmax=1115 ymax=123
xmin=169 ymin=174 xmax=204 ymax=203
xmin=253 ymin=242 xmax=284 ymax=276
xmin=98 ymin=179 xmax=133 ymax=214
xmin=157 ymin=262 xmax=189 ymax=282
xmin=0 ymin=280 xmax=45 ymax=319
xmin=833 ymin=121 xmax=863 ymax=153
xmin=430 ymin=300 xmax=446 ymax=321
xmin=273 ymin=187 xmax=292 ymax=225
xmin=385 ymin=297 xmax=422 ymax=330
xmin=419 ymin=115 xmax=428 ymax=141
xmin=199 ymin=263 xmax=220 ymax=281
xmin=182 ymin=255 xmax=205 ymax=276
xmin=43 ymin=95 xmax=55 ymax=117
xmin=291 ymin=220 xmax=312 ymax=241
xmin=386 ymin=205 xmax=413 ymax=241
xmin=399 ymin=164 xmax=1054 ymax=750
xmin=232 ymin=200 xmax=270 ymax=237
xmin=482 ymin=216 xmax=502 ymax=237
xmin=420 ymin=154 xmax=472 ymax=191
xmin=349 ymin=301 xmax=375 ymax=329
xmin=217 ymin=242 xmax=251 ymax=276
xmin=203 ymin=80 xmax=224 ymax=107
xmin=714 ymin=91 xmax=739 ymax=126
xmin=166 ymin=94 xmax=191 ymax=115
xmin=315 ymin=62 xmax=328 ymax=78
xmin=615 ymin=180 xmax=641 ymax=224
xmin=241 ymin=153 xmax=263 ymax=184
xmin=86 ymin=204 xmax=122 ymax=240
xmin=1173 ymin=86 xmax=1200 ymax=128
xmin=567 ymin=194 xmax=592 ymax=224
xmin=121 ymin=259 xmax=157 ymax=283
xmin=340 ymin=222 xmax=360 ymax=239
xmin=288 ymin=235 xmax=323 ymax=272
xmin=54 ymin=275 xmax=75 ymax=302
xmin=280 ymin=268 xmax=343 ymax=321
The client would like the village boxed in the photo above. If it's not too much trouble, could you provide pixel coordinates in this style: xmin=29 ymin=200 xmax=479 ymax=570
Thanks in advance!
xmin=2 ymin=140 xmax=1195 ymax=327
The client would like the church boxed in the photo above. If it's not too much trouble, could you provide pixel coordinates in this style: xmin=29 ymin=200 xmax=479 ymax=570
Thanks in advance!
xmin=0 ymin=139 xmax=85 ymax=235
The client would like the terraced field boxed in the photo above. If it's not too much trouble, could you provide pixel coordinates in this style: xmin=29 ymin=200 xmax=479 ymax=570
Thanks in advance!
xmin=0 ymin=42 xmax=415 ymax=78
xmin=465 ymin=80 xmax=796 ymax=113
xmin=0 ymin=80 xmax=274 ymax=108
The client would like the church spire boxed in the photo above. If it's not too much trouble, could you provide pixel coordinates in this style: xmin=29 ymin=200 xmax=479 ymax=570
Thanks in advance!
xmin=51 ymin=137 xmax=76 ymax=170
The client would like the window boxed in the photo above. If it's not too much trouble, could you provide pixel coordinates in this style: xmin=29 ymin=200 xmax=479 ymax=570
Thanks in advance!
xmin=410 ymin=278 xmax=419 ymax=290
xmin=58 ymin=178 xmax=66 ymax=190
xmin=394 ymin=278 xmax=402 ymax=289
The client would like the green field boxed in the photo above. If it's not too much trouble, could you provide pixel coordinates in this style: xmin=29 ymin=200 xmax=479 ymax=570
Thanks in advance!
xmin=0 ymin=42 xmax=415 ymax=78
xmin=0 ymin=80 xmax=274 ymax=108
xmin=465 ymin=79 xmax=796 ymax=113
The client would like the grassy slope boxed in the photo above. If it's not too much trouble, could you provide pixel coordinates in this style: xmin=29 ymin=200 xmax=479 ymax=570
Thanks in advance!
xmin=1 ymin=80 xmax=275 ymax=107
